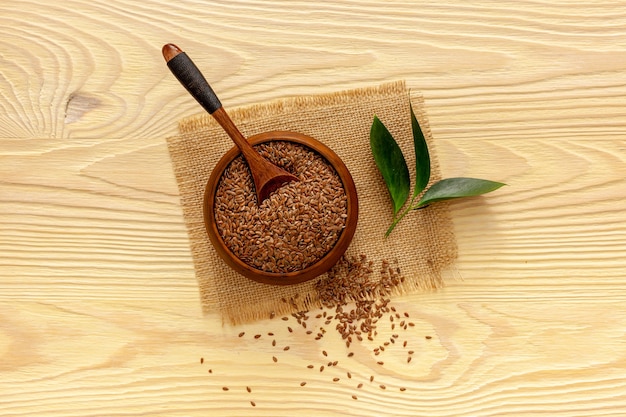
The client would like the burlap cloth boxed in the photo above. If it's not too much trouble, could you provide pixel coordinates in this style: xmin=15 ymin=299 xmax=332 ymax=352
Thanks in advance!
xmin=167 ymin=81 xmax=457 ymax=324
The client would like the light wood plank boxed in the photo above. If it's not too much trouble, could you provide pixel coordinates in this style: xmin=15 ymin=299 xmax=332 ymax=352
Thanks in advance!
xmin=2 ymin=0 xmax=626 ymax=416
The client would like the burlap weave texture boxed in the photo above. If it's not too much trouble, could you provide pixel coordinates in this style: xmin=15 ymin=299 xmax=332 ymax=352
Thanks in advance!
xmin=167 ymin=81 xmax=457 ymax=324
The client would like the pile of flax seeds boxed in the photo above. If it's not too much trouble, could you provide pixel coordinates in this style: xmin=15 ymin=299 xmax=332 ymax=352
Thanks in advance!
xmin=200 ymin=255 xmax=434 ymax=407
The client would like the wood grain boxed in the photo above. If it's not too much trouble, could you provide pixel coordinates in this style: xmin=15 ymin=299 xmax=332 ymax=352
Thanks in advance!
xmin=2 ymin=0 xmax=626 ymax=416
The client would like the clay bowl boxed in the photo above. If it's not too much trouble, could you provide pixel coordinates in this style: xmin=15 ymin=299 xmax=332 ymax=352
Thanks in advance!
xmin=203 ymin=130 xmax=358 ymax=285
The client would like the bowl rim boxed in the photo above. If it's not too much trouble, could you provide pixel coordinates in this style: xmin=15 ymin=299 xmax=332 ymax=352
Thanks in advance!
xmin=203 ymin=130 xmax=358 ymax=285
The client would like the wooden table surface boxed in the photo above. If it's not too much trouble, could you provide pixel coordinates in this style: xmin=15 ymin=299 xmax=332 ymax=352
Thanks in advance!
xmin=2 ymin=1 xmax=626 ymax=416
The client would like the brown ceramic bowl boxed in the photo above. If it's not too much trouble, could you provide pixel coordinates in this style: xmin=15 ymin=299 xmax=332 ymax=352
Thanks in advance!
xmin=203 ymin=130 xmax=358 ymax=285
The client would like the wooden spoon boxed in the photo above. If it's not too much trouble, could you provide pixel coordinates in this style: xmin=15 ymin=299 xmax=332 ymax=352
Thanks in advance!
xmin=162 ymin=43 xmax=299 ymax=203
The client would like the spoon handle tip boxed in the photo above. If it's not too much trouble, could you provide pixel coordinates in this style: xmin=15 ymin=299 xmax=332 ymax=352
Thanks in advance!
xmin=162 ymin=43 xmax=183 ymax=63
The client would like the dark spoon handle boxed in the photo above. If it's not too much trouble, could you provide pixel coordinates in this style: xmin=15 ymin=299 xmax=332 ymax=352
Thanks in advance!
xmin=165 ymin=46 xmax=222 ymax=114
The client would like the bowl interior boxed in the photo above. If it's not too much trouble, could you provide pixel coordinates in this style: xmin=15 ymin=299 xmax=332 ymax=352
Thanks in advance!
xmin=203 ymin=130 xmax=358 ymax=285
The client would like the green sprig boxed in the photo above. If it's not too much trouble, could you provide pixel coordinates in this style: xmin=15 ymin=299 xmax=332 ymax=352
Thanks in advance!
xmin=370 ymin=101 xmax=505 ymax=237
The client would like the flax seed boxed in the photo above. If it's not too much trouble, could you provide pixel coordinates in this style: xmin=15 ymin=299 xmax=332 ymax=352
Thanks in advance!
xmin=352 ymin=395 xmax=358 ymax=400
xmin=300 ymin=382 xmax=307 ymax=386
xmin=283 ymin=346 xmax=290 ymax=351
xmin=238 ymin=332 xmax=245 ymax=337
xmin=254 ymin=334 xmax=261 ymax=339
xmin=272 ymin=356 xmax=278 ymax=363
xmin=246 ymin=386 xmax=252 ymax=393
xmin=333 ymin=377 xmax=340 ymax=382
xmin=200 ymin=358 xmax=204 ymax=364
xmin=222 ymin=387 xmax=229 ymax=391
xmin=250 ymin=401 xmax=256 ymax=407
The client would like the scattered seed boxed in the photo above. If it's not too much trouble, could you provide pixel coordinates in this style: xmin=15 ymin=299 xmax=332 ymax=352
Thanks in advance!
xmin=283 ymin=346 xmax=290 ymax=351
xmin=254 ymin=334 xmax=261 ymax=339
xmin=370 ymin=375 xmax=374 ymax=382
xmin=208 ymin=369 xmax=213 ymax=374
xmin=238 ymin=332 xmax=245 ymax=338
xmin=246 ymin=386 xmax=252 ymax=393
xmin=250 ymin=401 xmax=256 ymax=407
xmin=347 ymin=372 xmax=352 ymax=379
xmin=333 ymin=377 xmax=340 ymax=382
xmin=377 ymin=361 xmax=384 ymax=365
xmin=322 ymin=350 xmax=328 ymax=357
xmin=222 ymin=387 xmax=229 ymax=391
xmin=400 ymin=387 xmax=406 ymax=392
xmin=352 ymin=395 xmax=358 ymax=400
xmin=272 ymin=356 xmax=278 ymax=363
xmin=407 ymin=356 xmax=412 ymax=363
xmin=288 ymin=327 xmax=293 ymax=333
xmin=282 ymin=317 xmax=289 ymax=321
xmin=347 ymin=352 xmax=354 ymax=357
xmin=357 ymin=383 xmax=363 ymax=389
xmin=380 ymin=384 xmax=386 ymax=390
xmin=425 ymin=335 xmax=432 ymax=339
xmin=320 ymin=365 xmax=325 ymax=372
xmin=200 ymin=357 xmax=204 ymax=364
xmin=300 ymin=382 xmax=307 ymax=386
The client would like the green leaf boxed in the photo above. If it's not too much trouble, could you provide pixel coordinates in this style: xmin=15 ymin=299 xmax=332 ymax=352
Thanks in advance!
xmin=370 ymin=116 xmax=410 ymax=216
xmin=410 ymin=102 xmax=430 ymax=198
xmin=417 ymin=177 xmax=505 ymax=207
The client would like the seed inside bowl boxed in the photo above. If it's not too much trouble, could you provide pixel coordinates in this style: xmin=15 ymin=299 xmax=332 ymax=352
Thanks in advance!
xmin=214 ymin=141 xmax=348 ymax=273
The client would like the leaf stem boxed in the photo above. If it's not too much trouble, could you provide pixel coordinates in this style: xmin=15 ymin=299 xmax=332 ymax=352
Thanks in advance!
xmin=386 ymin=196 xmax=419 ymax=237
